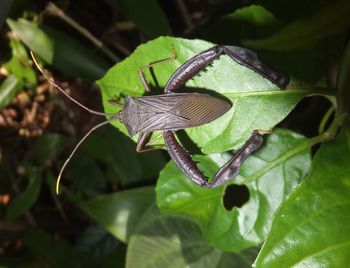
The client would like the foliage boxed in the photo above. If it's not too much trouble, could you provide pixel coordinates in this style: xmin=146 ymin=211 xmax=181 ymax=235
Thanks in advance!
xmin=0 ymin=0 xmax=349 ymax=267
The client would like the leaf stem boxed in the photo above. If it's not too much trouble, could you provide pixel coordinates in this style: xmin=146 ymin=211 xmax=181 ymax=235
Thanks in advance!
xmin=303 ymin=85 xmax=336 ymax=97
xmin=46 ymin=2 xmax=120 ymax=63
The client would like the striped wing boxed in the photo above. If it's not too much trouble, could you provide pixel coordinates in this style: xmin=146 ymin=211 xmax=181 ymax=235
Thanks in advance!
xmin=133 ymin=93 xmax=231 ymax=133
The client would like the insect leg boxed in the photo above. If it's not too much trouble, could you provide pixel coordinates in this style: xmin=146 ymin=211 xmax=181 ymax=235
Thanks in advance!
xmin=164 ymin=130 xmax=209 ymax=187
xmin=138 ymin=45 xmax=177 ymax=93
xmin=136 ymin=132 xmax=165 ymax=152
xmin=164 ymin=130 xmax=265 ymax=188
xmin=218 ymin=46 xmax=290 ymax=88
xmin=207 ymin=131 xmax=264 ymax=188
xmin=164 ymin=45 xmax=289 ymax=93
xmin=108 ymin=96 xmax=123 ymax=107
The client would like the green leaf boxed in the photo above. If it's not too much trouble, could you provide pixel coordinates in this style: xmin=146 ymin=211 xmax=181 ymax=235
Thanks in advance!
xmin=24 ymin=226 xmax=76 ymax=268
xmin=7 ymin=18 xmax=110 ymax=81
xmin=118 ymin=0 xmax=171 ymax=38
xmin=34 ymin=133 xmax=69 ymax=164
xmin=156 ymin=129 xmax=311 ymax=252
xmin=0 ymin=75 xmax=21 ymax=107
xmin=98 ymin=37 xmax=308 ymax=154
xmin=126 ymin=205 xmax=260 ymax=268
xmin=80 ymin=125 xmax=166 ymax=185
xmin=244 ymin=0 xmax=350 ymax=50
xmin=201 ymin=5 xmax=282 ymax=44
xmin=4 ymin=38 xmax=37 ymax=86
xmin=201 ymin=6 xmax=326 ymax=83
xmin=255 ymin=129 xmax=350 ymax=267
xmin=5 ymin=167 xmax=42 ymax=220
xmin=78 ymin=186 xmax=155 ymax=243
xmin=67 ymin=155 xmax=107 ymax=197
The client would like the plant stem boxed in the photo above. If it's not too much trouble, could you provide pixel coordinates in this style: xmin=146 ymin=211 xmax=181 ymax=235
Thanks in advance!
xmin=318 ymin=105 xmax=335 ymax=134
xmin=46 ymin=2 xmax=120 ymax=63
xmin=311 ymin=42 xmax=350 ymax=145
xmin=336 ymin=42 xmax=350 ymax=118
xmin=309 ymin=105 xmax=348 ymax=147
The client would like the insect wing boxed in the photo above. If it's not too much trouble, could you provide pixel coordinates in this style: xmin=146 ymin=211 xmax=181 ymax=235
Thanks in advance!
xmin=132 ymin=93 xmax=231 ymax=132
xmin=172 ymin=93 xmax=231 ymax=127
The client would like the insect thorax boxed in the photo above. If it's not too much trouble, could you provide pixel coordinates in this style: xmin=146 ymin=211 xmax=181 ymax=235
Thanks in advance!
xmin=122 ymin=96 xmax=139 ymax=136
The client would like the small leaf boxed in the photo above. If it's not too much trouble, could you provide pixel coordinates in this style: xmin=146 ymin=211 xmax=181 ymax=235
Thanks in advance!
xmin=255 ymin=129 xmax=350 ymax=267
xmin=78 ymin=186 xmax=155 ymax=243
xmin=0 ymin=75 xmax=21 ymax=108
xmin=118 ymin=0 xmax=171 ymax=38
xmin=4 ymin=38 xmax=37 ymax=86
xmin=156 ymin=129 xmax=311 ymax=252
xmin=5 ymin=167 xmax=42 ymax=221
xmin=126 ymin=205 xmax=260 ymax=268
xmin=7 ymin=18 xmax=110 ymax=81
xmin=244 ymin=0 xmax=350 ymax=50
xmin=98 ymin=37 xmax=309 ymax=154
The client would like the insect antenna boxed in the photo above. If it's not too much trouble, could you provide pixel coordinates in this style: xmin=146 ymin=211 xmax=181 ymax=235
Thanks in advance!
xmin=56 ymin=118 xmax=115 ymax=194
xmin=30 ymin=51 xmax=122 ymax=194
xmin=30 ymin=51 xmax=116 ymax=117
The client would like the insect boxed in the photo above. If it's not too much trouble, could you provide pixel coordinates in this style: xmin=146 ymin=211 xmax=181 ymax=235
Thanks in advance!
xmin=30 ymin=44 xmax=289 ymax=193
xmin=156 ymin=45 xmax=289 ymax=187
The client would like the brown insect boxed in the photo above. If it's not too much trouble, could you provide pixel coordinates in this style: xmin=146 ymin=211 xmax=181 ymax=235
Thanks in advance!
xmin=31 ymin=44 xmax=288 ymax=192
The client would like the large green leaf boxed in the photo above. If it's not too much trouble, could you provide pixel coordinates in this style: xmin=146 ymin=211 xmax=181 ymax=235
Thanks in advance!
xmin=98 ymin=37 xmax=309 ymax=154
xmin=156 ymin=129 xmax=311 ymax=252
xmin=7 ymin=18 xmax=109 ymax=81
xmin=78 ymin=186 xmax=155 ymax=243
xmin=126 ymin=205 xmax=259 ymax=268
xmin=244 ymin=0 xmax=350 ymax=50
xmin=255 ymin=129 xmax=350 ymax=267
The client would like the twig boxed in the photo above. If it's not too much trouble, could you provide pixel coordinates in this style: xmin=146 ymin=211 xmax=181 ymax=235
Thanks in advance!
xmin=175 ymin=0 xmax=193 ymax=29
xmin=46 ymin=2 xmax=120 ymax=63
